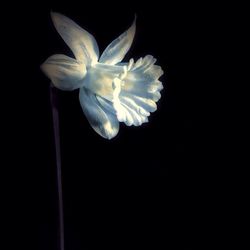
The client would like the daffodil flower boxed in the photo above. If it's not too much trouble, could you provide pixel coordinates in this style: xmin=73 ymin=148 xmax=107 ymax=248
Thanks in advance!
xmin=41 ymin=12 xmax=164 ymax=139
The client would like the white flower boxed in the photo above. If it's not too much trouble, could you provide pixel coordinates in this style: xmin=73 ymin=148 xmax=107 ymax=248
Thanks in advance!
xmin=41 ymin=12 xmax=164 ymax=139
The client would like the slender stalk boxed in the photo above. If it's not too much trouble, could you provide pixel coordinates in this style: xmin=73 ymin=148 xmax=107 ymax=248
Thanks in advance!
xmin=50 ymin=84 xmax=65 ymax=250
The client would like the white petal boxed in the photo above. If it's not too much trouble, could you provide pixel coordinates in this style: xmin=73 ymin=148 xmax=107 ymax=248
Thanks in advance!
xmin=121 ymin=101 xmax=142 ymax=126
xmin=79 ymin=88 xmax=119 ymax=139
xmin=81 ymin=63 xmax=123 ymax=101
xmin=41 ymin=54 xmax=86 ymax=90
xmin=99 ymin=16 xmax=136 ymax=65
xmin=96 ymin=95 xmax=116 ymax=115
xmin=123 ymin=56 xmax=164 ymax=100
xmin=111 ymin=56 xmax=164 ymax=126
xmin=129 ymin=95 xmax=157 ymax=112
xmin=51 ymin=12 xmax=99 ymax=65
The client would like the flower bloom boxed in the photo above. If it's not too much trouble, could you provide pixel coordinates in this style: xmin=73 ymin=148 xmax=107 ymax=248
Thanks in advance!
xmin=41 ymin=12 xmax=164 ymax=139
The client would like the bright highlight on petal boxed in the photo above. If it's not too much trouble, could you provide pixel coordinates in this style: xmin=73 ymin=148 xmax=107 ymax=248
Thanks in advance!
xmin=51 ymin=12 xmax=99 ymax=65
xmin=111 ymin=56 xmax=163 ymax=126
xmin=99 ymin=16 xmax=136 ymax=65
xmin=41 ymin=54 xmax=86 ymax=90
xmin=41 ymin=13 xmax=164 ymax=139
xmin=79 ymin=88 xmax=119 ymax=139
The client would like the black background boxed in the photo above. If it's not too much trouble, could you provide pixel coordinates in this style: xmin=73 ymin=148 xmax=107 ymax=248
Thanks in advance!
xmin=4 ymin=0 xmax=228 ymax=249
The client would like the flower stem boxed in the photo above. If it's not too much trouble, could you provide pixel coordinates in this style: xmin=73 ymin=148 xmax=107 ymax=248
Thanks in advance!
xmin=50 ymin=84 xmax=65 ymax=250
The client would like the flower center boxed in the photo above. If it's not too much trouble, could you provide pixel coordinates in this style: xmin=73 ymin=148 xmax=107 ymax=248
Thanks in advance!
xmin=82 ymin=63 xmax=124 ymax=101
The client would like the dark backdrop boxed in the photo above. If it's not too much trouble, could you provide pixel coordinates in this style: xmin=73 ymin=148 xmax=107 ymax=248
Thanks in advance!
xmin=4 ymin=0 xmax=222 ymax=249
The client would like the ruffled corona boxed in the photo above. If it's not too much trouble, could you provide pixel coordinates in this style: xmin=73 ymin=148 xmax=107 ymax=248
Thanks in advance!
xmin=41 ymin=12 xmax=164 ymax=139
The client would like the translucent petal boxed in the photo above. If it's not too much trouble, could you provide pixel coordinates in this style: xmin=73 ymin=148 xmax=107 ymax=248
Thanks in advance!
xmin=79 ymin=88 xmax=119 ymax=139
xmin=111 ymin=56 xmax=164 ymax=126
xmin=51 ymin=12 xmax=99 ymax=65
xmin=99 ymin=16 xmax=136 ymax=65
xmin=81 ymin=63 xmax=123 ymax=101
xmin=41 ymin=54 xmax=86 ymax=90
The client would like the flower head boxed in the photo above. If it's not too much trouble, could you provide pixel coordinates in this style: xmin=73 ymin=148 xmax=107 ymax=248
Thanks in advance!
xmin=41 ymin=12 xmax=164 ymax=139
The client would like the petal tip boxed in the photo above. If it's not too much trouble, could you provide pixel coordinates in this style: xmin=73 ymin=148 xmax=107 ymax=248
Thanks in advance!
xmin=50 ymin=11 xmax=59 ymax=23
xmin=40 ymin=60 xmax=48 ymax=76
xmin=50 ymin=11 xmax=61 ymax=20
xmin=92 ymin=122 xmax=119 ymax=140
xmin=134 ymin=13 xmax=137 ymax=24
xmin=101 ymin=121 xmax=119 ymax=140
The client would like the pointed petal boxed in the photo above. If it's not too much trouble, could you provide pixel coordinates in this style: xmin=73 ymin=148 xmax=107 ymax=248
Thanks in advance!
xmin=99 ymin=16 xmax=136 ymax=65
xmin=51 ymin=12 xmax=99 ymax=65
xmin=79 ymin=88 xmax=119 ymax=139
xmin=41 ymin=54 xmax=86 ymax=90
